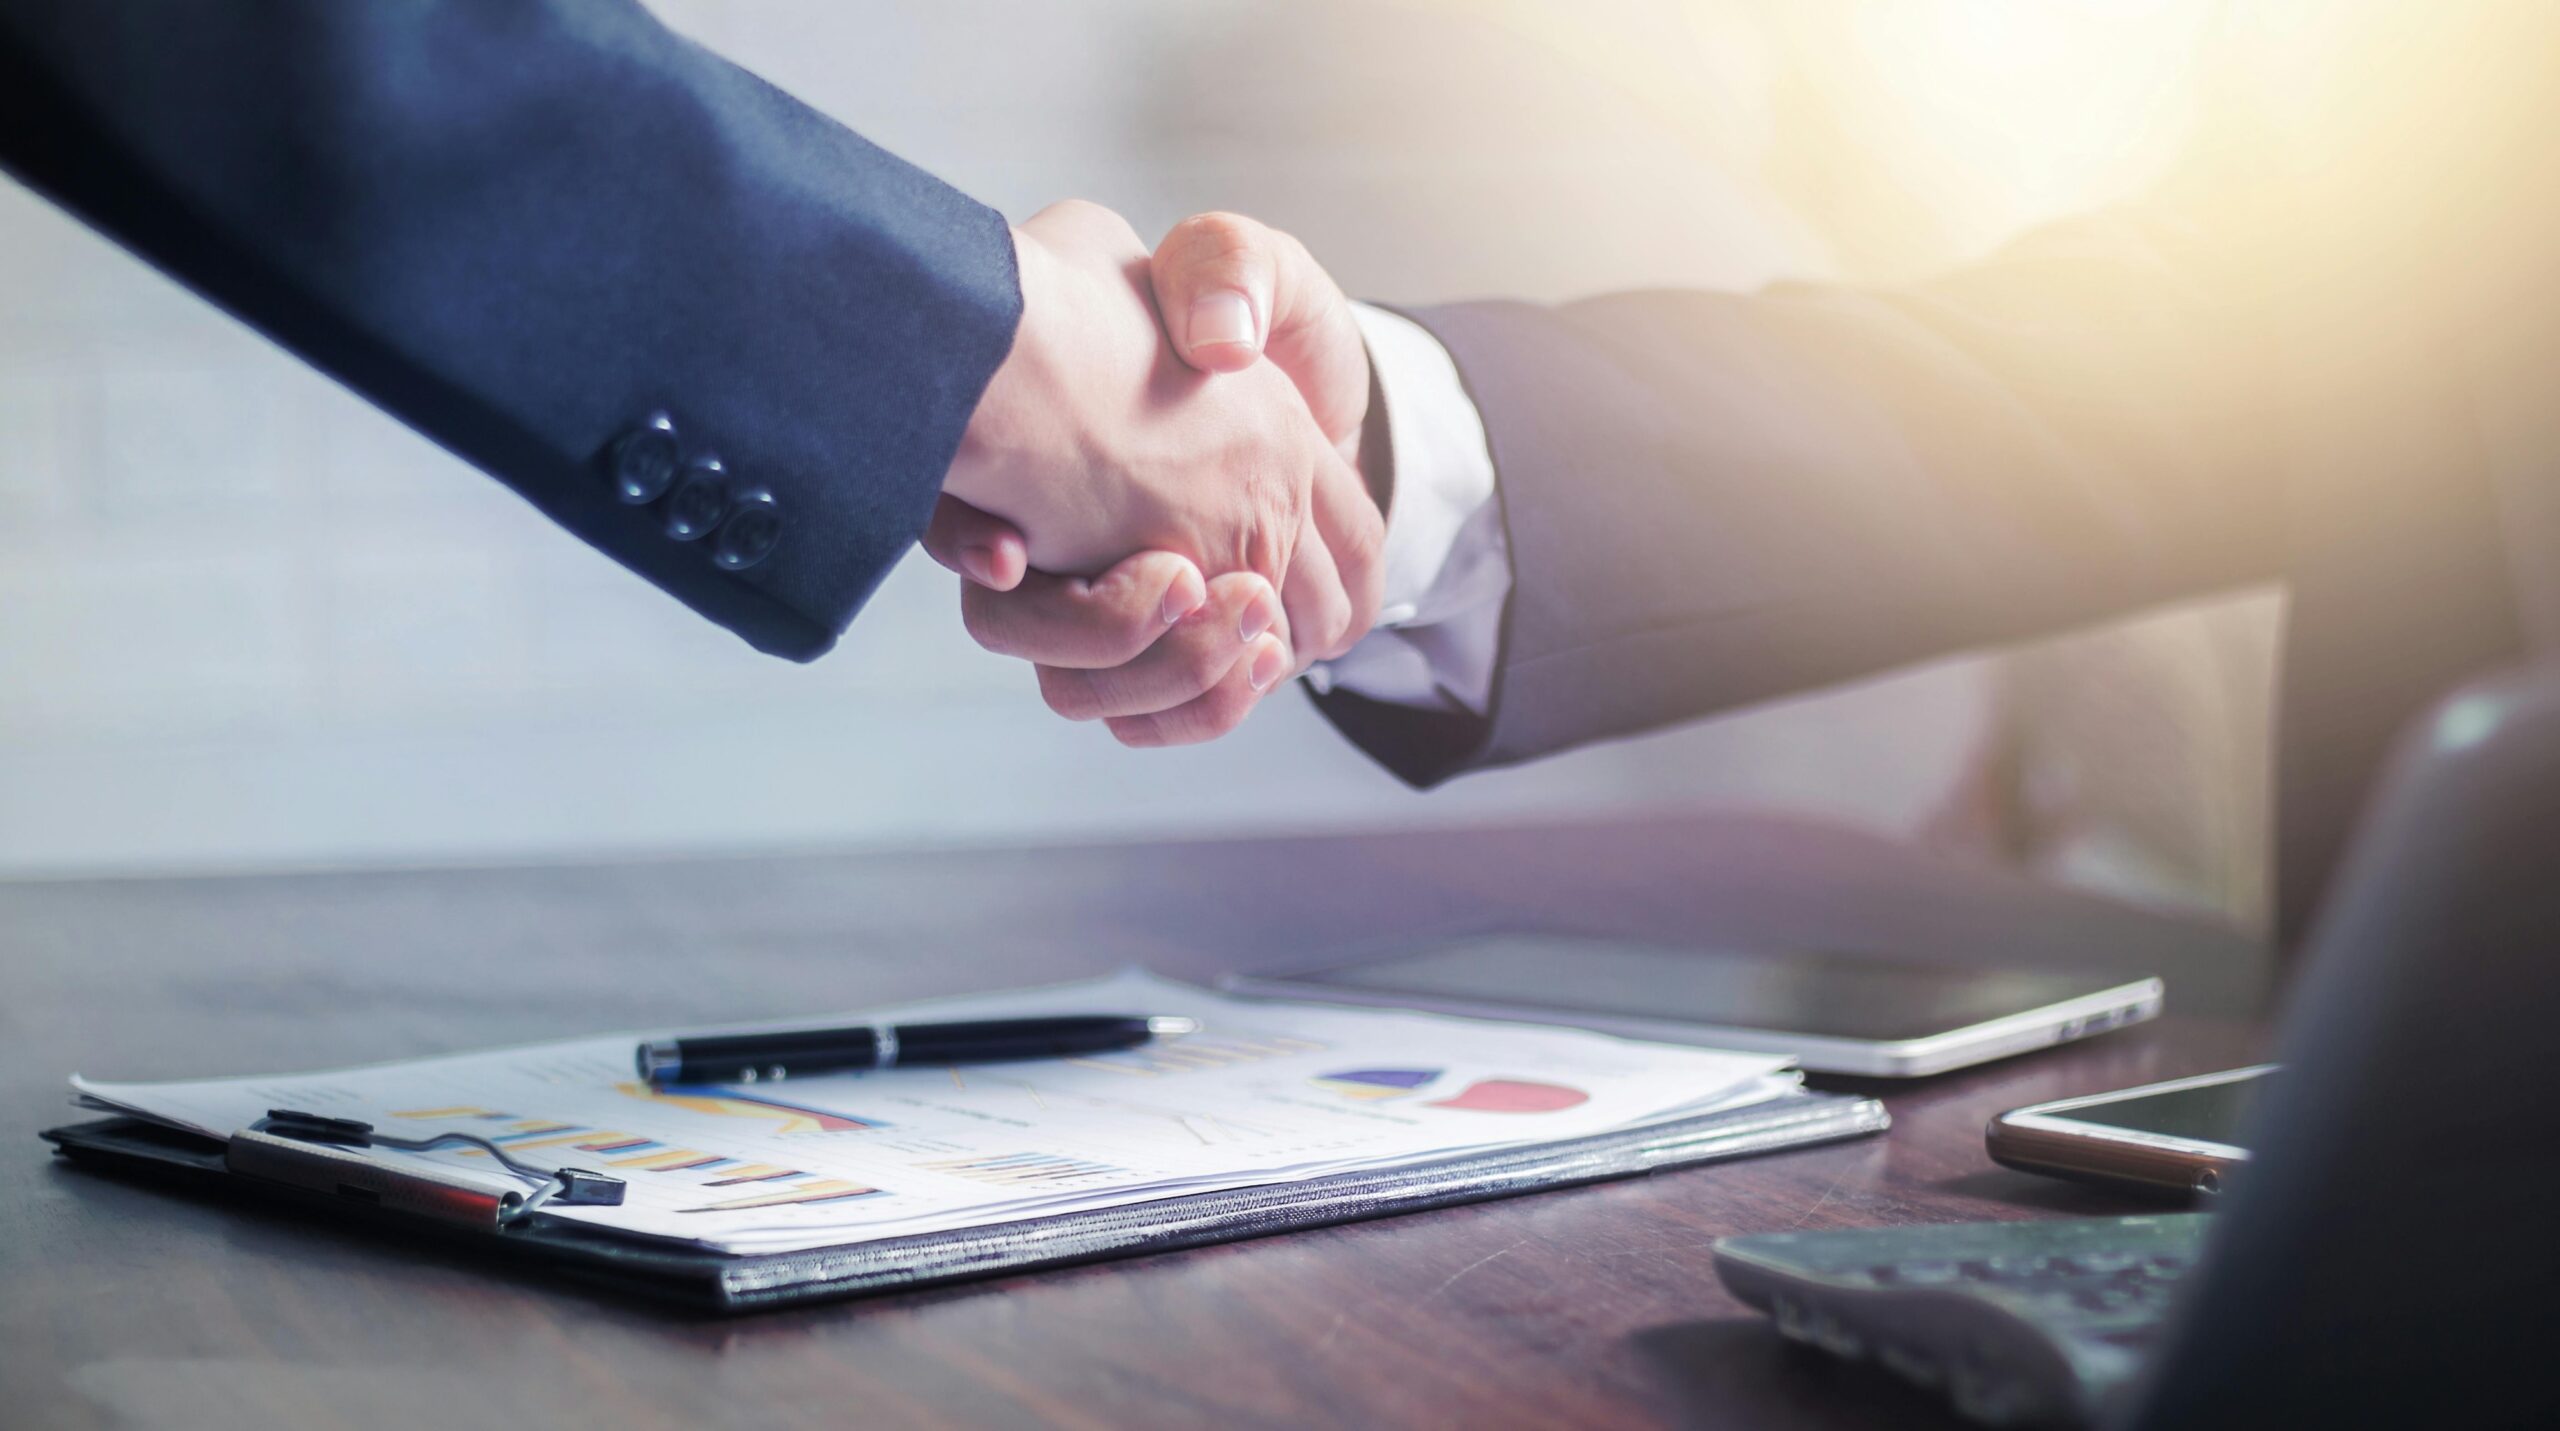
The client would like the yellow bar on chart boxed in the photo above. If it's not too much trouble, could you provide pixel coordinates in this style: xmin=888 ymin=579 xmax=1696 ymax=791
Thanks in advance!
xmin=611 ymin=1148 xmax=720 ymax=1171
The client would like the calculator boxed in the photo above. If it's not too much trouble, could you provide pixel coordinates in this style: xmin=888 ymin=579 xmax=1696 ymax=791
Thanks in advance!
xmin=1712 ymin=1214 xmax=2210 ymax=1426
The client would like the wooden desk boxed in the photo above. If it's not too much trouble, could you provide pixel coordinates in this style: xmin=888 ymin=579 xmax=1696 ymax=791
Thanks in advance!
xmin=2 ymin=815 xmax=2268 ymax=1430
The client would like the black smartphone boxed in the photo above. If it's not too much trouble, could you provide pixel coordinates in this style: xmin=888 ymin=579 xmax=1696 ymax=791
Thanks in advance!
xmin=1988 ymin=1065 xmax=2276 ymax=1197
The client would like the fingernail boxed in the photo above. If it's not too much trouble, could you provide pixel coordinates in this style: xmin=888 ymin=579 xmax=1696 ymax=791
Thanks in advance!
xmin=958 ymin=544 xmax=996 ymax=587
xmin=1189 ymin=291 xmax=1256 ymax=350
xmin=1161 ymin=567 xmax=1206 ymax=625
xmin=1247 ymin=640 xmax=1289 ymax=692
xmin=1239 ymin=589 xmax=1277 ymax=643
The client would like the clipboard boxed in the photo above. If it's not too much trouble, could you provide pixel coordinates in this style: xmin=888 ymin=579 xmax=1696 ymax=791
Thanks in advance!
xmin=44 ymin=1088 xmax=1887 ymax=1314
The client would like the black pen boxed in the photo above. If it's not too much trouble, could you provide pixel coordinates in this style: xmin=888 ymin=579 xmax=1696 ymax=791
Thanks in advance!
xmin=636 ymin=1014 xmax=1198 ymax=1085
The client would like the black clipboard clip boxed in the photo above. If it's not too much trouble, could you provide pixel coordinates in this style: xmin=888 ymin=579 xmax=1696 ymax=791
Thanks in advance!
xmin=225 ymin=1108 xmax=625 ymax=1230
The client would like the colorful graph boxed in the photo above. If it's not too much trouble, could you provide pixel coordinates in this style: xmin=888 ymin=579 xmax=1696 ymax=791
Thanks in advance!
xmin=615 ymin=1081 xmax=890 ymax=1134
xmin=1308 ymin=1070 xmax=1590 ymax=1113
xmin=920 ymin=1151 xmax=1129 ymax=1187
xmin=381 ymin=1106 xmax=877 ymax=1205
xmin=1425 ymin=1078 xmax=1589 ymax=1113
xmin=678 ymin=1179 xmax=886 ymax=1214
xmin=389 ymin=1111 xmax=650 ymax=1155
xmin=1312 ymin=1068 xmax=1442 ymax=1101
xmin=702 ymin=1163 xmax=802 ymax=1186
xmin=610 ymin=1149 xmax=737 ymax=1172
xmin=1069 ymin=1030 xmax=1326 ymax=1077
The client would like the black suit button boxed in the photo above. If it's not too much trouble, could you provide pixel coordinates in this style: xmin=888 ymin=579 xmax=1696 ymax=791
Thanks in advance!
xmin=662 ymin=456 xmax=730 ymax=541
xmin=712 ymin=488 xmax=781 ymax=571
xmin=609 ymin=412 xmax=680 ymax=504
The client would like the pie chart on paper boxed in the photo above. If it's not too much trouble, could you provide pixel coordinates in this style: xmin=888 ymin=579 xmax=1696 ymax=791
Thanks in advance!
xmin=1424 ymin=1078 xmax=1589 ymax=1113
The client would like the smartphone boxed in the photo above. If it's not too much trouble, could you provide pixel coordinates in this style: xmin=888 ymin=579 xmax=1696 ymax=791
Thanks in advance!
xmin=1988 ymin=1065 xmax=2277 ymax=1197
xmin=1220 ymin=933 xmax=2163 ymax=1077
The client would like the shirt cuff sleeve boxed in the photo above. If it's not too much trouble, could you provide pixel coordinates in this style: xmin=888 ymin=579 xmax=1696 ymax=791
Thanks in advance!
xmin=1306 ymin=303 xmax=1510 ymax=717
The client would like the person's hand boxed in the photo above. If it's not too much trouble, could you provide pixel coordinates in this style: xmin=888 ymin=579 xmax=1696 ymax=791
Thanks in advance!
xmin=939 ymin=201 xmax=1373 ymax=672
xmin=1152 ymin=211 xmax=1375 ymax=473
xmin=929 ymin=210 xmax=1379 ymax=746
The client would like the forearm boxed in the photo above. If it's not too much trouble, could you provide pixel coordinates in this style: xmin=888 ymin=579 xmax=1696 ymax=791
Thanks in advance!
xmin=1324 ymin=209 xmax=2288 ymax=785
xmin=0 ymin=0 xmax=1019 ymax=658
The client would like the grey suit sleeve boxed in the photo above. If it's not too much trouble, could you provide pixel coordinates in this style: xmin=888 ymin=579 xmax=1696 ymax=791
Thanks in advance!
xmin=1314 ymin=212 xmax=2288 ymax=787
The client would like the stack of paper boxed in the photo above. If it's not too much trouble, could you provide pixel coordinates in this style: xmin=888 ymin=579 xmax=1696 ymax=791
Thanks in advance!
xmin=74 ymin=970 xmax=1798 ymax=1256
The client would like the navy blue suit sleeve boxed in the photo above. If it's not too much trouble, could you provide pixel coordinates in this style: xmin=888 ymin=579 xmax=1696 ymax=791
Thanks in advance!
xmin=1316 ymin=213 xmax=2288 ymax=785
xmin=0 ymin=0 xmax=1020 ymax=659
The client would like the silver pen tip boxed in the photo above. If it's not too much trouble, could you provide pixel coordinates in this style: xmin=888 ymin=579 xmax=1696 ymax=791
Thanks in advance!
xmin=636 ymin=1038 xmax=682 ymax=1081
xmin=1146 ymin=1016 xmax=1200 ymax=1038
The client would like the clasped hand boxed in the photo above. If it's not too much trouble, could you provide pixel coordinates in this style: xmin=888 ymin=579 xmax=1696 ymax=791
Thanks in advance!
xmin=932 ymin=201 xmax=1372 ymax=746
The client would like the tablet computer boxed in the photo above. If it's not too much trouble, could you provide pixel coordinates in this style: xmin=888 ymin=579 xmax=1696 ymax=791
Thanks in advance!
xmin=1222 ymin=933 xmax=2162 ymax=1077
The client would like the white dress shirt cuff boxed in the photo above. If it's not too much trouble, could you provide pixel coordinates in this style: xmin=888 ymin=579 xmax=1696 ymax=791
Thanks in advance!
xmin=1307 ymin=303 xmax=1510 ymax=717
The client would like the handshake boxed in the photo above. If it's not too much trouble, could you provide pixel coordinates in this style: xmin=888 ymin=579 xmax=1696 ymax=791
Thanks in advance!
xmin=930 ymin=201 xmax=1379 ymax=748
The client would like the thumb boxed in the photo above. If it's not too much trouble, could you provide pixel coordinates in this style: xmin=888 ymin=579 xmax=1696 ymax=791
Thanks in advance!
xmin=1149 ymin=211 xmax=1280 ymax=374
xmin=922 ymin=494 xmax=1028 ymax=591
xmin=1152 ymin=212 xmax=1369 ymax=461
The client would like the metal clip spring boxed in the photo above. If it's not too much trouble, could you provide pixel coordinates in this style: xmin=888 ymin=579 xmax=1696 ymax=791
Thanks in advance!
xmin=257 ymin=1108 xmax=627 ymax=1224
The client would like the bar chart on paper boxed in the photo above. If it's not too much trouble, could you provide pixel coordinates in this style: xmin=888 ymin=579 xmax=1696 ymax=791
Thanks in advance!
xmin=1311 ymin=1068 xmax=1443 ymax=1100
xmin=921 ymin=1151 xmax=1130 ymax=1187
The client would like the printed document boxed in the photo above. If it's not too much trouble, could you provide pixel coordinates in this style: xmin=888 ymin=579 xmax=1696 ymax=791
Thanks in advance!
xmin=74 ymin=970 xmax=1792 ymax=1255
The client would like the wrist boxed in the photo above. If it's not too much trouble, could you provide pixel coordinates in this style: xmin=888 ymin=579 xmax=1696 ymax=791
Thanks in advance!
xmin=1356 ymin=353 xmax=1393 ymax=520
xmin=947 ymin=226 xmax=1069 ymax=514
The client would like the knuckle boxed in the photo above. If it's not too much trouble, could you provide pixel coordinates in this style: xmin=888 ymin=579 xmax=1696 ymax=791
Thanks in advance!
xmin=1175 ymin=631 xmax=1232 ymax=691
xmin=1339 ymin=604 xmax=1369 ymax=655
xmin=1107 ymin=715 xmax=1162 ymax=749
xmin=1174 ymin=210 xmax=1259 ymax=259
xmin=1054 ymin=198 xmax=1141 ymax=251
xmin=1248 ymin=523 xmax=1290 ymax=588
xmin=1083 ymin=568 xmax=1161 ymax=661
xmin=1036 ymin=666 xmax=1102 ymax=722
xmin=1321 ymin=599 xmax=1357 ymax=660
xmin=1327 ymin=565 xmax=1375 ymax=630
xmin=1193 ymin=683 xmax=1256 ymax=739
xmin=1093 ymin=610 xmax=1158 ymax=668
xmin=1290 ymin=580 xmax=1349 ymax=637
xmin=959 ymin=592 xmax=1017 ymax=657
xmin=1344 ymin=581 xmax=1383 ymax=642
xmin=1315 ymin=617 xmax=1353 ymax=663
xmin=1272 ymin=481 xmax=1311 ymax=539
xmin=1334 ymin=502 xmax=1386 ymax=572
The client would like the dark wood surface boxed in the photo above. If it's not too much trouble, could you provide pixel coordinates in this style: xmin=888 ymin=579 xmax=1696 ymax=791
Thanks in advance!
xmin=2 ymin=814 xmax=2269 ymax=1430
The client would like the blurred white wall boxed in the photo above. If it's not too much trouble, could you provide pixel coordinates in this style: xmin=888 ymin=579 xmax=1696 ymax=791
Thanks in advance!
xmin=0 ymin=0 xmax=2270 ymax=899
